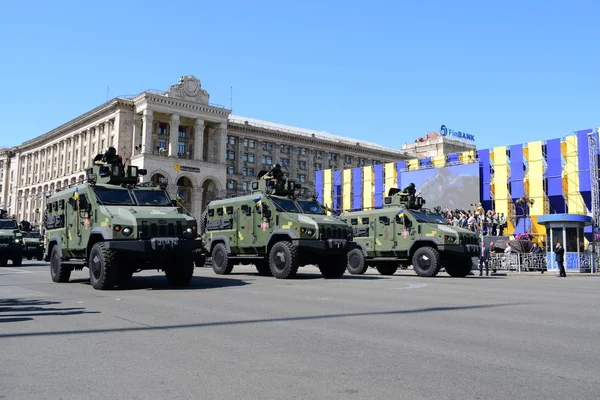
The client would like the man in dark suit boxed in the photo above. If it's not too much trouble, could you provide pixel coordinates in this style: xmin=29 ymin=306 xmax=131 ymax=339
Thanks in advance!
xmin=555 ymin=242 xmax=566 ymax=277
xmin=479 ymin=240 xmax=489 ymax=276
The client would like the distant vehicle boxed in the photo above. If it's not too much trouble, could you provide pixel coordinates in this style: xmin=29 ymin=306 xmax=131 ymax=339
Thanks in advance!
xmin=340 ymin=188 xmax=480 ymax=277
xmin=203 ymin=165 xmax=356 ymax=279
xmin=44 ymin=147 xmax=203 ymax=290
xmin=0 ymin=210 xmax=24 ymax=266
xmin=22 ymin=231 xmax=44 ymax=261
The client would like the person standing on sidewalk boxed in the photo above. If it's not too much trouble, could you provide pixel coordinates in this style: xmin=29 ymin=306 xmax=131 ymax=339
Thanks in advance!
xmin=479 ymin=240 xmax=490 ymax=276
xmin=555 ymin=242 xmax=566 ymax=277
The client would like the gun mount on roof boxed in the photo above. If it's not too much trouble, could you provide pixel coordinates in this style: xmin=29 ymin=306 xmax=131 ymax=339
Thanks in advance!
xmin=384 ymin=187 xmax=426 ymax=210
xmin=252 ymin=164 xmax=301 ymax=197
xmin=86 ymin=147 xmax=148 ymax=186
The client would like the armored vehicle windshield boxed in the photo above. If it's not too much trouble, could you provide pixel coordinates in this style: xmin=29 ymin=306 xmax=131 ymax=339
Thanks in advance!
xmin=0 ymin=220 xmax=18 ymax=229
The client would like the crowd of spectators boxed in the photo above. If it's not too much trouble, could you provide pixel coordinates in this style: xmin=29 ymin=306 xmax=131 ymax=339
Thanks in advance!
xmin=434 ymin=203 xmax=507 ymax=236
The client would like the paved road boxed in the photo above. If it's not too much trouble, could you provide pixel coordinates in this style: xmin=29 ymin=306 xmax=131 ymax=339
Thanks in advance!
xmin=1 ymin=261 xmax=599 ymax=400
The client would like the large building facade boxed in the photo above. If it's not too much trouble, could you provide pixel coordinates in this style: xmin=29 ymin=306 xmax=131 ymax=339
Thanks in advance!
xmin=0 ymin=75 xmax=413 ymax=226
xmin=401 ymin=131 xmax=476 ymax=158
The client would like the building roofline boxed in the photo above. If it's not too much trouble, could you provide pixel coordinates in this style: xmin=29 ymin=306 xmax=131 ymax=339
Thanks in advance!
xmin=228 ymin=115 xmax=416 ymax=159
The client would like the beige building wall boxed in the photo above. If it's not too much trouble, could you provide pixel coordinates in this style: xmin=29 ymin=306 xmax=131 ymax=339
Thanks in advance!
xmin=0 ymin=76 xmax=414 ymax=228
xmin=402 ymin=132 xmax=476 ymax=158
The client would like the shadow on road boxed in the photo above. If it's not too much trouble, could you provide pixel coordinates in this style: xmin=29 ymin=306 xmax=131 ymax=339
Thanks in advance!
xmin=0 ymin=298 xmax=100 ymax=324
xmin=0 ymin=302 xmax=523 ymax=339
xmin=69 ymin=275 xmax=250 ymax=291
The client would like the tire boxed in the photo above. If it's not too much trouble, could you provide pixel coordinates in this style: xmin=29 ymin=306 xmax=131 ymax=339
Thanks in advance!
xmin=26 ymin=256 xmax=33 ymax=260
xmin=412 ymin=246 xmax=441 ymax=277
xmin=376 ymin=264 xmax=398 ymax=275
xmin=211 ymin=243 xmax=234 ymax=275
xmin=165 ymin=256 xmax=195 ymax=286
xmin=444 ymin=257 xmax=473 ymax=278
xmin=319 ymin=255 xmax=346 ymax=278
xmin=36 ymin=253 xmax=44 ymax=261
xmin=346 ymin=248 xmax=367 ymax=275
xmin=255 ymin=260 xmax=273 ymax=276
xmin=12 ymin=254 xmax=23 ymax=266
xmin=192 ymin=248 xmax=206 ymax=268
xmin=269 ymin=241 xmax=299 ymax=279
xmin=50 ymin=246 xmax=71 ymax=283
xmin=0 ymin=258 xmax=7 ymax=267
xmin=88 ymin=242 xmax=118 ymax=290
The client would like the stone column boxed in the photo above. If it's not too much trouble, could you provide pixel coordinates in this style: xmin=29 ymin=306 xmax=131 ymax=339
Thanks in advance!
xmin=78 ymin=132 xmax=85 ymax=171
xmin=86 ymin=131 xmax=93 ymax=166
xmin=61 ymin=140 xmax=68 ymax=176
xmin=194 ymin=119 xmax=205 ymax=161
xmin=169 ymin=114 xmax=180 ymax=157
xmin=36 ymin=150 xmax=42 ymax=183
xmin=219 ymin=121 xmax=227 ymax=164
xmin=132 ymin=115 xmax=141 ymax=155
xmin=142 ymin=109 xmax=153 ymax=154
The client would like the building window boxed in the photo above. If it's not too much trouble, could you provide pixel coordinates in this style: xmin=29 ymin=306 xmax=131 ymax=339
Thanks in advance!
xmin=281 ymin=158 xmax=290 ymax=168
xmin=227 ymin=136 xmax=236 ymax=145
xmin=227 ymin=151 xmax=236 ymax=160
xmin=313 ymin=151 xmax=323 ymax=159
xmin=158 ymin=122 xmax=168 ymax=135
xmin=227 ymin=180 xmax=236 ymax=190
xmin=298 ymin=174 xmax=306 ymax=183
xmin=158 ymin=139 xmax=167 ymax=150
xmin=242 ymin=182 xmax=248 ymax=191
xmin=243 ymin=139 xmax=255 ymax=149
xmin=372 ymin=160 xmax=380 ymax=165
xmin=358 ymin=158 xmax=366 ymax=167
xmin=101 ymin=139 xmax=105 ymax=150
xmin=243 ymin=167 xmax=255 ymax=177
xmin=328 ymin=153 xmax=338 ymax=162
xmin=296 ymin=147 xmax=307 ymax=156
xmin=314 ymin=163 xmax=322 ymax=171
xmin=243 ymin=153 xmax=255 ymax=163
xmin=280 ymin=145 xmax=291 ymax=154
xmin=297 ymin=161 xmax=307 ymax=170
xmin=262 ymin=142 xmax=273 ymax=151
xmin=178 ymin=142 xmax=186 ymax=154
xmin=227 ymin=166 xmax=235 ymax=175
xmin=344 ymin=155 xmax=353 ymax=164
xmin=179 ymin=129 xmax=186 ymax=138
xmin=261 ymin=155 xmax=273 ymax=165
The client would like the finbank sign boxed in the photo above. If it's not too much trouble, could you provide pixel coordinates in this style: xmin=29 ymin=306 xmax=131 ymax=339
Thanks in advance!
xmin=440 ymin=125 xmax=475 ymax=141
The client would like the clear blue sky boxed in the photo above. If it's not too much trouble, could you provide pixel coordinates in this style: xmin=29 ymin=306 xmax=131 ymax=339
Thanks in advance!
xmin=1 ymin=0 xmax=599 ymax=151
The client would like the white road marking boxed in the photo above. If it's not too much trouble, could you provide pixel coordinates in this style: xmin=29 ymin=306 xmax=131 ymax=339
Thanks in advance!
xmin=388 ymin=283 xmax=428 ymax=290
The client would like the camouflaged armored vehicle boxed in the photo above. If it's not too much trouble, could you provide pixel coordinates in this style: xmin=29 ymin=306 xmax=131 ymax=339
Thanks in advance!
xmin=340 ymin=188 xmax=479 ymax=277
xmin=203 ymin=165 xmax=355 ymax=279
xmin=44 ymin=147 xmax=203 ymax=290
xmin=22 ymin=231 xmax=44 ymax=261
xmin=0 ymin=210 xmax=24 ymax=266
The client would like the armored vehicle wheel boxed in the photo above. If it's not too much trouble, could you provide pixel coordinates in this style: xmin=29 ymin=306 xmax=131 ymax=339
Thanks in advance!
xmin=50 ymin=246 xmax=71 ymax=283
xmin=346 ymin=248 xmax=367 ymax=275
xmin=269 ymin=241 xmax=299 ymax=279
xmin=375 ymin=264 xmax=398 ymax=275
xmin=255 ymin=260 xmax=273 ymax=276
xmin=26 ymin=256 xmax=32 ymax=260
xmin=165 ymin=256 xmax=194 ymax=286
xmin=36 ymin=253 xmax=44 ymax=261
xmin=12 ymin=255 xmax=22 ymax=266
xmin=412 ymin=246 xmax=441 ymax=277
xmin=88 ymin=242 xmax=118 ymax=290
xmin=319 ymin=255 xmax=346 ymax=278
xmin=0 ymin=258 xmax=7 ymax=266
xmin=212 ymin=243 xmax=234 ymax=275
xmin=444 ymin=257 xmax=473 ymax=278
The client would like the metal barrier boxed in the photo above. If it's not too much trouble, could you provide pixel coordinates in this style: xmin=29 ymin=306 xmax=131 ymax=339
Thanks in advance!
xmin=487 ymin=253 xmax=547 ymax=273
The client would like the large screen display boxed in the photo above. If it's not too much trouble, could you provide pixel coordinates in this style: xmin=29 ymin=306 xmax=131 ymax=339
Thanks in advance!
xmin=402 ymin=163 xmax=480 ymax=211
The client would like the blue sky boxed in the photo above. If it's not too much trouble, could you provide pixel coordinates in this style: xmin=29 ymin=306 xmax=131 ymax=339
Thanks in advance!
xmin=1 ymin=0 xmax=599 ymax=151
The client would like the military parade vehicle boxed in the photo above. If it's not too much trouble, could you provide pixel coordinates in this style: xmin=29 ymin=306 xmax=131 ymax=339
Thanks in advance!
xmin=22 ymin=230 xmax=44 ymax=260
xmin=340 ymin=188 xmax=480 ymax=277
xmin=44 ymin=147 xmax=203 ymax=290
xmin=203 ymin=165 xmax=355 ymax=279
xmin=0 ymin=210 xmax=24 ymax=266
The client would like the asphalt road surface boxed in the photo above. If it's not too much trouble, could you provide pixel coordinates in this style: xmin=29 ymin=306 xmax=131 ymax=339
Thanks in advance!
xmin=1 ymin=261 xmax=599 ymax=400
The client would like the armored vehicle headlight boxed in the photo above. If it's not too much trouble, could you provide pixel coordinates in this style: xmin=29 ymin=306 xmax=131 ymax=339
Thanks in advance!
xmin=114 ymin=225 xmax=122 ymax=232
xmin=300 ymin=227 xmax=315 ymax=237
xmin=14 ymin=238 xmax=22 ymax=243
xmin=122 ymin=227 xmax=133 ymax=236
xmin=444 ymin=235 xmax=456 ymax=244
